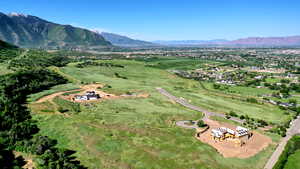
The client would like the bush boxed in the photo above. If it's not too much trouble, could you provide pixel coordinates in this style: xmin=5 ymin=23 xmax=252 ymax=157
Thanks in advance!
xmin=213 ymin=83 xmax=221 ymax=89
xmin=225 ymin=114 xmax=231 ymax=119
xmin=229 ymin=111 xmax=238 ymax=117
xmin=197 ymin=120 xmax=207 ymax=128
xmin=246 ymin=98 xmax=258 ymax=103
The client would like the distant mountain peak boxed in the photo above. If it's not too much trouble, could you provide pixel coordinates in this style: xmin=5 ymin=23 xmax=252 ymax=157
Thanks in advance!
xmin=8 ymin=12 xmax=28 ymax=17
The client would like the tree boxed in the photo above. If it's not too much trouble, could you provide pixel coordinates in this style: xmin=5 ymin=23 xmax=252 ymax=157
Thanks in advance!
xmin=213 ymin=83 xmax=221 ymax=89
xmin=0 ymin=144 xmax=26 ymax=169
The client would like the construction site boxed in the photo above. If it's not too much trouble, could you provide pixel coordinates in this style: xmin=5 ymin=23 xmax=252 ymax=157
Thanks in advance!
xmin=195 ymin=119 xmax=272 ymax=158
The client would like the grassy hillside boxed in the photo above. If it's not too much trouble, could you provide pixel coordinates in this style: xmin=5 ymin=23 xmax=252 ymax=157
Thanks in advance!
xmin=29 ymin=59 xmax=283 ymax=169
xmin=283 ymin=150 xmax=300 ymax=169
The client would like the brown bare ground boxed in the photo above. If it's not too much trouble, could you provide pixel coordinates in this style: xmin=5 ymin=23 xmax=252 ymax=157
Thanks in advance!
xmin=197 ymin=119 xmax=272 ymax=158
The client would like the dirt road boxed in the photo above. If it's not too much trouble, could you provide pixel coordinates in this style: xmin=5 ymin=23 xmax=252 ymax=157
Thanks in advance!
xmin=156 ymin=87 xmax=244 ymax=124
xmin=36 ymin=91 xmax=76 ymax=103
xmin=264 ymin=116 xmax=300 ymax=169
xmin=175 ymin=120 xmax=198 ymax=129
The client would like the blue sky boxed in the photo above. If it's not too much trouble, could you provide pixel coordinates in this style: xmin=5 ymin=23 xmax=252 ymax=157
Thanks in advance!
xmin=0 ymin=0 xmax=299 ymax=41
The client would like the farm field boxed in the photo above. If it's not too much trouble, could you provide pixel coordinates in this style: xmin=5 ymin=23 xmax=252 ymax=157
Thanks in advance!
xmin=29 ymin=59 xmax=285 ymax=169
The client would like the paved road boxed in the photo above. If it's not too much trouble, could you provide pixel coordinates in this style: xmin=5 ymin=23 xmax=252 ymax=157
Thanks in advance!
xmin=156 ymin=87 xmax=244 ymax=124
xmin=264 ymin=116 xmax=300 ymax=169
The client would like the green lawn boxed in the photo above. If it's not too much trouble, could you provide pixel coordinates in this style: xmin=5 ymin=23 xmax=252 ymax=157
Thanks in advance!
xmin=29 ymin=59 xmax=284 ymax=169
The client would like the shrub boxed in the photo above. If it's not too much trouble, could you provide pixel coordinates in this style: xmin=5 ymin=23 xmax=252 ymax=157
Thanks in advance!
xmin=213 ymin=83 xmax=221 ymax=89
xmin=246 ymin=98 xmax=258 ymax=103
xmin=229 ymin=111 xmax=238 ymax=117
xmin=197 ymin=120 xmax=207 ymax=128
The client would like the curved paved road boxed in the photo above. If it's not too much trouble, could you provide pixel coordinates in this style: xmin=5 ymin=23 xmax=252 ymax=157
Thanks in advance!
xmin=156 ymin=87 xmax=244 ymax=124
xmin=264 ymin=116 xmax=300 ymax=169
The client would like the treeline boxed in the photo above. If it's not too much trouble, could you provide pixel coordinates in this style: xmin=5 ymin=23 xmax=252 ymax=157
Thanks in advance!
xmin=0 ymin=69 xmax=86 ymax=168
xmin=76 ymin=61 xmax=125 ymax=68
xmin=273 ymin=135 xmax=300 ymax=169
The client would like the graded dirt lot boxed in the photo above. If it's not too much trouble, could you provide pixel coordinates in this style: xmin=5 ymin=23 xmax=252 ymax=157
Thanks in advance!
xmin=197 ymin=119 xmax=272 ymax=158
xmin=36 ymin=83 xmax=149 ymax=104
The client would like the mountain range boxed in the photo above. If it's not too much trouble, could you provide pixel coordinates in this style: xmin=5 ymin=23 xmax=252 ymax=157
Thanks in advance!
xmin=227 ymin=36 xmax=300 ymax=47
xmin=0 ymin=12 xmax=111 ymax=49
xmin=154 ymin=36 xmax=300 ymax=47
xmin=0 ymin=11 xmax=300 ymax=48
xmin=153 ymin=39 xmax=228 ymax=46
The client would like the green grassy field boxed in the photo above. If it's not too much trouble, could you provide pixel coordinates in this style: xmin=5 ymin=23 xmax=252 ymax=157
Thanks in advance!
xmin=140 ymin=57 xmax=220 ymax=70
xmin=283 ymin=149 xmax=300 ymax=169
xmin=169 ymin=82 xmax=289 ymax=124
xmin=29 ymin=59 xmax=286 ymax=169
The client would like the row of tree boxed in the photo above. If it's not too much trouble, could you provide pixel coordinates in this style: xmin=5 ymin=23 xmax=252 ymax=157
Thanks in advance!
xmin=0 ymin=68 xmax=86 ymax=168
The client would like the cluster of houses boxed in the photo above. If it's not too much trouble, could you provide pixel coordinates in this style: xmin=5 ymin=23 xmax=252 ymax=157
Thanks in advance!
xmin=74 ymin=91 xmax=101 ymax=101
xmin=266 ymin=99 xmax=296 ymax=108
